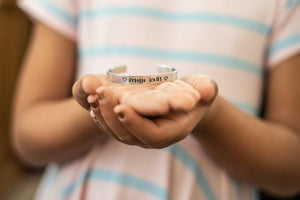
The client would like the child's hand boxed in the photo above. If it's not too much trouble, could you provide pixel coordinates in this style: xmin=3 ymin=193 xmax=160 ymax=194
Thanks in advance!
xmin=88 ymin=74 xmax=218 ymax=148
xmin=72 ymin=74 xmax=164 ymax=138
xmin=72 ymin=74 xmax=108 ymax=110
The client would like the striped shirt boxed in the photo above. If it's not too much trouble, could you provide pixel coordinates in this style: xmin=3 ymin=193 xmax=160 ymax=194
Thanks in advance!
xmin=19 ymin=0 xmax=300 ymax=199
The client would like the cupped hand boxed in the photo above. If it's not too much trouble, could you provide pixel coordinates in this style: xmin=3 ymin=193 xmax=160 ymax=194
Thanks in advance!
xmin=73 ymin=73 xmax=218 ymax=148
xmin=111 ymin=74 xmax=218 ymax=148
xmin=72 ymin=74 xmax=163 ymax=144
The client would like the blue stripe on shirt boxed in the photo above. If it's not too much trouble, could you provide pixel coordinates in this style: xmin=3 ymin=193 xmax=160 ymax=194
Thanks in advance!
xmin=60 ymin=106 xmax=256 ymax=200
xmin=229 ymin=99 xmax=258 ymax=115
xmin=61 ymin=169 xmax=168 ymax=200
xmin=268 ymin=33 xmax=300 ymax=55
xmin=35 ymin=164 xmax=60 ymax=199
xmin=80 ymin=6 xmax=270 ymax=35
xmin=34 ymin=0 xmax=77 ymax=27
xmin=286 ymin=0 xmax=300 ymax=9
xmin=165 ymin=144 xmax=217 ymax=200
xmin=80 ymin=45 xmax=262 ymax=75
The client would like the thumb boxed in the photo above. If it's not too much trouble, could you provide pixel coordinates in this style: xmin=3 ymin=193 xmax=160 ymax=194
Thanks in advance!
xmin=72 ymin=74 xmax=105 ymax=109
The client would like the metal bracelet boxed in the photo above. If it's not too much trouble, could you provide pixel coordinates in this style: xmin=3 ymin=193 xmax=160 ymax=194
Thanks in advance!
xmin=107 ymin=65 xmax=177 ymax=84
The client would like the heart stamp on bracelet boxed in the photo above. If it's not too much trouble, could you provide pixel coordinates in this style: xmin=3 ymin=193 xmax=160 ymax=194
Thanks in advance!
xmin=107 ymin=65 xmax=177 ymax=85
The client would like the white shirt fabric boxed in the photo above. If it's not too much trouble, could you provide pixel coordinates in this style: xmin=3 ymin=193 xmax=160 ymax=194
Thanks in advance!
xmin=19 ymin=0 xmax=300 ymax=199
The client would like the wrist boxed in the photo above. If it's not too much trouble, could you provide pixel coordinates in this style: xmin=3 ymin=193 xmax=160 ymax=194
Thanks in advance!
xmin=192 ymin=95 xmax=221 ymax=137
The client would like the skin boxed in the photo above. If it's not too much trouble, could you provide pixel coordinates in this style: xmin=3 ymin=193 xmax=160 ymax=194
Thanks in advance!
xmin=74 ymin=75 xmax=216 ymax=148
xmin=12 ymin=23 xmax=300 ymax=197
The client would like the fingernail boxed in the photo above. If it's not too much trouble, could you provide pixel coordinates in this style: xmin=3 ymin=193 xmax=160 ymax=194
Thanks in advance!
xmin=114 ymin=105 xmax=126 ymax=120
xmin=118 ymin=112 xmax=125 ymax=119
xmin=89 ymin=109 xmax=96 ymax=118
xmin=87 ymin=95 xmax=99 ymax=110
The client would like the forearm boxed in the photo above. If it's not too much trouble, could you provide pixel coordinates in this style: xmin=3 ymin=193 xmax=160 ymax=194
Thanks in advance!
xmin=12 ymin=97 xmax=105 ymax=166
xmin=194 ymin=96 xmax=300 ymax=196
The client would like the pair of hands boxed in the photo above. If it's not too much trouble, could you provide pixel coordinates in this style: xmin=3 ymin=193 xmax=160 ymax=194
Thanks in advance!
xmin=72 ymin=74 xmax=218 ymax=148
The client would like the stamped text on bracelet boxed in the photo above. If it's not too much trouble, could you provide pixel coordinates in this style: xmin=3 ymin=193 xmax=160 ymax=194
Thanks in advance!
xmin=107 ymin=65 xmax=177 ymax=84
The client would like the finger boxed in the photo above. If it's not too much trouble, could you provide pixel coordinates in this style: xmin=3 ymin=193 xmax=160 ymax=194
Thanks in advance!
xmin=156 ymin=80 xmax=197 ymax=95
xmin=87 ymin=94 xmax=125 ymax=143
xmin=104 ymin=84 xmax=170 ymax=116
xmin=96 ymin=87 xmax=143 ymax=145
xmin=173 ymin=80 xmax=200 ymax=101
xmin=87 ymin=94 xmax=99 ymax=110
xmin=167 ymin=92 xmax=198 ymax=111
xmin=82 ymin=74 xmax=107 ymax=94
xmin=121 ymin=90 xmax=170 ymax=116
xmin=72 ymin=74 xmax=103 ymax=110
xmin=87 ymin=94 xmax=113 ymax=134
xmin=105 ymin=84 xmax=151 ymax=101
xmin=89 ymin=108 xmax=103 ymax=130
xmin=181 ymin=74 xmax=218 ymax=104
xmin=114 ymin=105 xmax=190 ymax=148
xmin=156 ymin=81 xmax=200 ymax=111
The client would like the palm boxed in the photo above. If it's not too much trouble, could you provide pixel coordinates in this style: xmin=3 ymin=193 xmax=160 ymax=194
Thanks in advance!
xmin=73 ymin=73 xmax=217 ymax=148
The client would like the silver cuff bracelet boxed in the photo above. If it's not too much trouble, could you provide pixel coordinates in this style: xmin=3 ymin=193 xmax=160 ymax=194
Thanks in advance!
xmin=107 ymin=65 xmax=177 ymax=84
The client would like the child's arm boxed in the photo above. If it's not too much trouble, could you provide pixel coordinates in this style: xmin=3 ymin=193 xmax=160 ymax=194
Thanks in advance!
xmin=88 ymin=54 xmax=300 ymax=196
xmin=112 ymin=56 xmax=300 ymax=196
xmin=189 ymin=54 xmax=300 ymax=196
xmin=12 ymin=23 xmax=103 ymax=167
xmin=76 ymin=78 xmax=212 ymax=148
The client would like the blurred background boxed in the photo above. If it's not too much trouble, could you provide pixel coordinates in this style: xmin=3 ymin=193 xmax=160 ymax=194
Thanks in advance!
xmin=0 ymin=0 xmax=299 ymax=199
xmin=0 ymin=0 xmax=42 ymax=199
